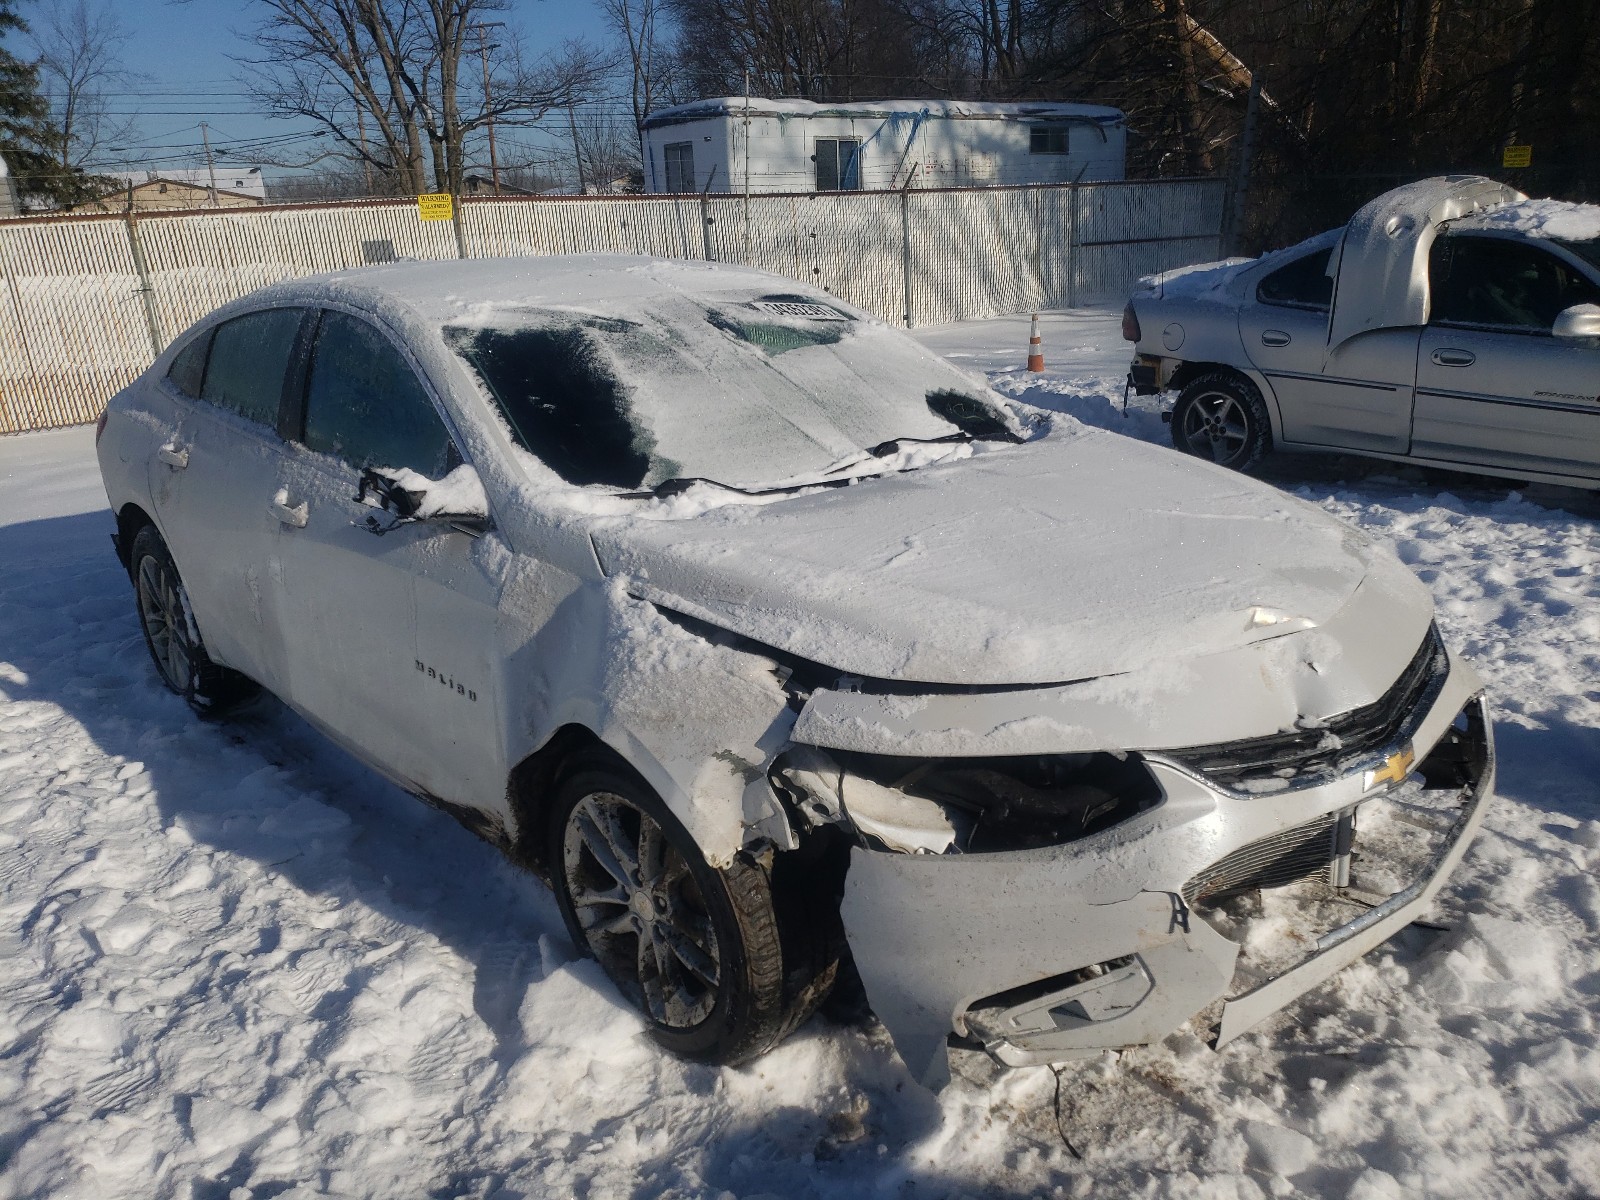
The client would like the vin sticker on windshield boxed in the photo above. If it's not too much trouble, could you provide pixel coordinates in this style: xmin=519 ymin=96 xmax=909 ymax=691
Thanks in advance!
xmin=751 ymin=300 xmax=848 ymax=321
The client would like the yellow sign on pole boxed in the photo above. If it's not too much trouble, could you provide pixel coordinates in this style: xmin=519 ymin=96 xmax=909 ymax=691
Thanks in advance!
xmin=417 ymin=192 xmax=454 ymax=221
xmin=1501 ymin=144 xmax=1532 ymax=169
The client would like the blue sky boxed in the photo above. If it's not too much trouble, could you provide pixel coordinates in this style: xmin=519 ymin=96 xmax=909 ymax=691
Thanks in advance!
xmin=15 ymin=0 xmax=618 ymax=183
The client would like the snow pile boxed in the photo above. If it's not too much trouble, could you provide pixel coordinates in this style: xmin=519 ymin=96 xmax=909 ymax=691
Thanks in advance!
xmin=5 ymin=308 xmax=1600 ymax=1197
xmin=1453 ymin=197 xmax=1600 ymax=244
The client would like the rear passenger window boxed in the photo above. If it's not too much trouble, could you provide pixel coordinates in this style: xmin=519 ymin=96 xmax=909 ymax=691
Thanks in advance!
xmin=166 ymin=329 xmax=212 ymax=398
xmin=201 ymin=308 xmax=303 ymax=427
xmin=1257 ymin=248 xmax=1334 ymax=310
xmin=302 ymin=311 xmax=454 ymax=477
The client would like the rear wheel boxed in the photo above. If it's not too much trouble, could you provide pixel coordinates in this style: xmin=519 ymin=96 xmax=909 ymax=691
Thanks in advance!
xmin=549 ymin=764 xmax=833 ymax=1064
xmin=129 ymin=525 xmax=258 ymax=714
xmin=1172 ymin=371 xmax=1272 ymax=472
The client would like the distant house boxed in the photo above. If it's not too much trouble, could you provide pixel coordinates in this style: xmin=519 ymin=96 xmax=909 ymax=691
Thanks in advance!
xmin=463 ymin=174 xmax=538 ymax=196
xmin=128 ymin=167 xmax=268 ymax=201
xmin=640 ymin=98 xmax=1127 ymax=195
xmin=69 ymin=175 xmax=266 ymax=214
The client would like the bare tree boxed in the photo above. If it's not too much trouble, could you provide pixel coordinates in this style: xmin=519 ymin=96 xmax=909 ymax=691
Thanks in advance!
xmin=573 ymin=107 xmax=642 ymax=191
xmin=239 ymin=0 xmax=612 ymax=196
xmin=29 ymin=0 xmax=136 ymax=179
xmin=597 ymin=0 xmax=673 ymax=160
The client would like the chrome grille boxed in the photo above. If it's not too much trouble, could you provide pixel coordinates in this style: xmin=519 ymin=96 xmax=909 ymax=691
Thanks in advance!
xmin=1182 ymin=813 xmax=1336 ymax=907
xmin=1166 ymin=624 xmax=1446 ymax=790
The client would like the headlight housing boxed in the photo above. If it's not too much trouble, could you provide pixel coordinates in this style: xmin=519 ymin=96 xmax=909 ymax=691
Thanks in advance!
xmin=772 ymin=747 xmax=1163 ymax=855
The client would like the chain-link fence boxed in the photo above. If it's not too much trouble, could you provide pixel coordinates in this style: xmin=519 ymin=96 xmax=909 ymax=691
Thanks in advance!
xmin=0 ymin=177 xmax=1224 ymax=434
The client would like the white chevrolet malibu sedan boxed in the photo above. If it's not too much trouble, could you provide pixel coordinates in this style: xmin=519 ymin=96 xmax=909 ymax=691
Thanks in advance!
xmin=96 ymin=255 xmax=1495 ymax=1086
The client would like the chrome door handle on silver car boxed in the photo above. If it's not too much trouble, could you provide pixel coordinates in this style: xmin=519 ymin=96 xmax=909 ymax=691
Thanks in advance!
xmin=156 ymin=442 xmax=190 ymax=470
xmin=1260 ymin=330 xmax=1292 ymax=347
xmin=1431 ymin=348 xmax=1476 ymax=367
xmin=270 ymin=492 xmax=309 ymax=529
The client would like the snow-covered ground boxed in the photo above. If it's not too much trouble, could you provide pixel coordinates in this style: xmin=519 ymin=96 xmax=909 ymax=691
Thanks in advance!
xmin=3 ymin=311 xmax=1599 ymax=1199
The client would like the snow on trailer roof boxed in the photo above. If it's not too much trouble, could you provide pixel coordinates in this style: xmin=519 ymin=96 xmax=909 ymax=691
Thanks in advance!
xmin=641 ymin=97 xmax=1125 ymax=129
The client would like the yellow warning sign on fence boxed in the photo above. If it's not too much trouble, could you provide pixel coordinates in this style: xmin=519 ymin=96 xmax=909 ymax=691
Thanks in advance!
xmin=417 ymin=193 xmax=454 ymax=221
xmin=1501 ymin=144 xmax=1532 ymax=169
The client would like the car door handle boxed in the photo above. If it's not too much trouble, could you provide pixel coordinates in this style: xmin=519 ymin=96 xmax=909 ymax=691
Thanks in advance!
xmin=1431 ymin=348 xmax=1476 ymax=367
xmin=1260 ymin=329 xmax=1291 ymax=347
xmin=270 ymin=492 xmax=309 ymax=529
xmin=157 ymin=442 xmax=189 ymax=470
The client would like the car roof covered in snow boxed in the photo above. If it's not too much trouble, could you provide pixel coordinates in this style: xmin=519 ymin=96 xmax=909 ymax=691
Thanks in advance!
xmin=1446 ymin=197 xmax=1600 ymax=243
xmin=241 ymin=254 xmax=821 ymax=326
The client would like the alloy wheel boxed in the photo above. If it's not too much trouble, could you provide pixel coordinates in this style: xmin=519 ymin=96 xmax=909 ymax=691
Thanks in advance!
xmin=562 ymin=791 xmax=723 ymax=1029
xmin=1181 ymin=390 xmax=1251 ymax=463
xmin=136 ymin=554 xmax=194 ymax=694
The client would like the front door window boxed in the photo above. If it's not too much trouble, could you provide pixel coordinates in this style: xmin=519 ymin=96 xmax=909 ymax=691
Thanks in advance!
xmin=1430 ymin=236 xmax=1600 ymax=331
xmin=301 ymin=310 xmax=455 ymax=478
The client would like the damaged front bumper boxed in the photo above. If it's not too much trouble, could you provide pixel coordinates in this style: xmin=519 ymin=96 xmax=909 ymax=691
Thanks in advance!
xmin=815 ymin=651 xmax=1493 ymax=1088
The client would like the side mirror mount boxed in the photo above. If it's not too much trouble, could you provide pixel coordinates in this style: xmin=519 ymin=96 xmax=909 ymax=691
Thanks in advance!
xmin=1552 ymin=303 xmax=1600 ymax=340
xmin=356 ymin=468 xmax=423 ymax=520
xmin=355 ymin=465 xmax=493 ymax=537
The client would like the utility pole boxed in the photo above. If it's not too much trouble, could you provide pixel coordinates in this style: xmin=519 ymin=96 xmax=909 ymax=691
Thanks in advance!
xmin=200 ymin=122 xmax=220 ymax=207
xmin=566 ymin=104 xmax=587 ymax=194
xmin=1225 ymin=72 xmax=1262 ymax=257
xmin=471 ymin=22 xmax=504 ymax=195
xmin=357 ymin=106 xmax=373 ymax=195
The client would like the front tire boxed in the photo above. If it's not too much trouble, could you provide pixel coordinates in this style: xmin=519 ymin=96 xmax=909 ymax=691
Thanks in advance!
xmin=129 ymin=525 xmax=258 ymax=714
xmin=1172 ymin=371 xmax=1272 ymax=472
xmin=549 ymin=764 xmax=831 ymax=1064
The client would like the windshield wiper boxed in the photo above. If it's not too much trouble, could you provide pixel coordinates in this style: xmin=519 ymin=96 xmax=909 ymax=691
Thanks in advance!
xmin=628 ymin=433 xmax=983 ymax=501
xmin=622 ymin=475 xmax=859 ymax=500
xmin=825 ymin=431 xmax=973 ymax=475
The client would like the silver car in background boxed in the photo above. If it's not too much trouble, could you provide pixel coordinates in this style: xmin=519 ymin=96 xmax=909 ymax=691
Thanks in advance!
xmin=1126 ymin=175 xmax=1600 ymax=487
xmin=96 ymin=255 xmax=1494 ymax=1088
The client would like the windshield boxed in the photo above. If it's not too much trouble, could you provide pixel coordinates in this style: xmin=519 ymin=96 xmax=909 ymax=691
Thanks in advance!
xmin=443 ymin=290 xmax=1016 ymax=491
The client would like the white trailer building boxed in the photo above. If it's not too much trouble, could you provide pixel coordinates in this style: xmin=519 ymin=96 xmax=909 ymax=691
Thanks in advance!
xmin=640 ymin=98 xmax=1127 ymax=195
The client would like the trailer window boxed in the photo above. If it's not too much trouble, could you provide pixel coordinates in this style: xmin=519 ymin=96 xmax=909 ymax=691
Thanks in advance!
xmin=1029 ymin=126 xmax=1069 ymax=154
xmin=663 ymin=142 xmax=695 ymax=193
xmin=815 ymin=139 xmax=861 ymax=191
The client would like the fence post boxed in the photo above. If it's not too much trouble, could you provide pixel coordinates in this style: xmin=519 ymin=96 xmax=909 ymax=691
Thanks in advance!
xmin=1224 ymin=73 xmax=1262 ymax=257
xmin=900 ymin=183 xmax=914 ymax=328
xmin=1066 ymin=183 xmax=1079 ymax=310
xmin=451 ymin=194 xmax=470 ymax=259
xmin=700 ymin=169 xmax=718 ymax=262
xmin=123 ymin=210 xmax=165 ymax=358
xmin=1033 ymin=187 xmax=1044 ymax=309
xmin=0 ymin=232 xmax=39 ymax=432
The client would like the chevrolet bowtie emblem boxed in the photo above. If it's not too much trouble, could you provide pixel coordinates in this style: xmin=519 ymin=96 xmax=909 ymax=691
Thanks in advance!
xmin=1365 ymin=743 xmax=1415 ymax=791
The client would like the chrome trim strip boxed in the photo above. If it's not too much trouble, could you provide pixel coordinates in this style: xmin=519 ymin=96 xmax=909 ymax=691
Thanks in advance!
xmin=1264 ymin=369 xmax=1400 ymax=393
xmin=1416 ymin=387 xmax=1599 ymax=416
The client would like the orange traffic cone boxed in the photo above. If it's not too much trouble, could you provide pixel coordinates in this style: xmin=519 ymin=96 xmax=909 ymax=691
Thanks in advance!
xmin=1027 ymin=313 xmax=1044 ymax=372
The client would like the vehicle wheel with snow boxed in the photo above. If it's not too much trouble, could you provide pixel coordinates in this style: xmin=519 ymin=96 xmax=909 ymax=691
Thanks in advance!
xmin=550 ymin=765 xmax=832 ymax=1064
xmin=129 ymin=525 xmax=258 ymax=714
xmin=1172 ymin=371 xmax=1272 ymax=472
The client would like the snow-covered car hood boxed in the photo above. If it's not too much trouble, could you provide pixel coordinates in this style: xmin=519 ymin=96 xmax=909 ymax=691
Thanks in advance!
xmin=590 ymin=427 xmax=1421 ymax=688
